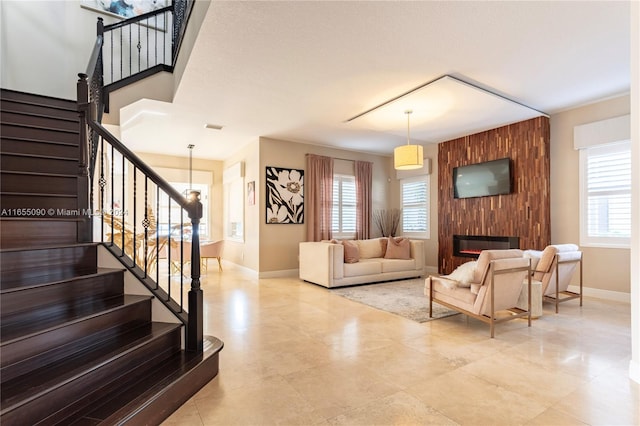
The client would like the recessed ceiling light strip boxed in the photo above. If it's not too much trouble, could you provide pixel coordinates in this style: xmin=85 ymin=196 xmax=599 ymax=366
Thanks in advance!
xmin=344 ymin=74 xmax=548 ymax=123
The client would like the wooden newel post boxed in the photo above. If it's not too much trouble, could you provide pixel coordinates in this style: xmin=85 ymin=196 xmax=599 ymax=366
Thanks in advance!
xmin=187 ymin=194 xmax=203 ymax=352
xmin=77 ymin=73 xmax=91 ymax=242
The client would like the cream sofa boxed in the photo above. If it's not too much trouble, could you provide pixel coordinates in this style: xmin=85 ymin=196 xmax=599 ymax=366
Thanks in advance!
xmin=299 ymin=238 xmax=425 ymax=288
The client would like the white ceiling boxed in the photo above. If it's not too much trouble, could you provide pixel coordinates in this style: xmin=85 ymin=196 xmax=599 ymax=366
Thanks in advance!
xmin=119 ymin=1 xmax=630 ymax=160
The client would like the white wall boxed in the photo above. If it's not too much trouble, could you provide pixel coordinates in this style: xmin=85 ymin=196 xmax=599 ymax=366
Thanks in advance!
xmin=0 ymin=0 xmax=120 ymax=99
xmin=550 ymin=95 xmax=631 ymax=296
xmin=629 ymin=0 xmax=639 ymax=384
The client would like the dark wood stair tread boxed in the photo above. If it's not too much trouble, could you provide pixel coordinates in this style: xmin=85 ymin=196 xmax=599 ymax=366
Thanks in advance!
xmin=0 ymin=294 xmax=152 ymax=343
xmin=0 ymin=322 xmax=182 ymax=412
xmin=69 ymin=336 xmax=223 ymax=425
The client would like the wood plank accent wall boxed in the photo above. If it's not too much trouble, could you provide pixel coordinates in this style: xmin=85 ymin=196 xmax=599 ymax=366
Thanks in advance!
xmin=437 ymin=116 xmax=551 ymax=274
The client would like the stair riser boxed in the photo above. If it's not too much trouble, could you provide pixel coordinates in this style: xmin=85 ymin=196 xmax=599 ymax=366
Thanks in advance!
xmin=1 ymin=245 xmax=97 ymax=287
xmin=1 ymin=271 xmax=124 ymax=318
xmin=1 ymin=154 xmax=77 ymax=175
xmin=1 ymin=173 xmax=77 ymax=195
xmin=1 ymin=111 xmax=79 ymax=133
xmin=1 ymin=90 xmax=77 ymax=111
xmin=0 ymin=219 xmax=79 ymax=249
xmin=2 ymin=328 xmax=181 ymax=426
xmin=0 ymin=299 xmax=152 ymax=368
xmin=0 ymin=124 xmax=79 ymax=145
xmin=2 ymin=308 xmax=155 ymax=384
xmin=0 ymin=194 xmax=78 ymax=214
xmin=1 ymin=138 xmax=78 ymax=159
xmin=0 ymin=99 xmax=79 ymax=122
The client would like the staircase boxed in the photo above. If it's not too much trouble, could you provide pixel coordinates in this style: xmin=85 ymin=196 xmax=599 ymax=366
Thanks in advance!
xmin=0 ymin=90 xmax=222 ymax=424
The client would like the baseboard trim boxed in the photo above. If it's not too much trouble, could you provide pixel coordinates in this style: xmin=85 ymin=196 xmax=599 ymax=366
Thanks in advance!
xmin=568 ymin=285 xmax=630 ymax=303
xmin=259 ymin=269 xmax=299 ymax=279
xmin=424 ymin=265 xmax=438 ymax=275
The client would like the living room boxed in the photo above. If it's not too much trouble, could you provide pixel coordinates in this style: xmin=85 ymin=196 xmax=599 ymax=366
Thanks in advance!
xmin=1 ymin=0 xmax=639 ymax=423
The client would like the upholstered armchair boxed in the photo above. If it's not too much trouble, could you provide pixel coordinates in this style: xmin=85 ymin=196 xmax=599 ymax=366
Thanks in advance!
xmin=159 ymin=240 xmax=224 ymax=273
xmin=530 ymin=244 xmax=583 ymax=313
xmin=425 ymin=249 xmax=531 ymax=337
xmin=201 ymin=240 xmax=224 ymax=272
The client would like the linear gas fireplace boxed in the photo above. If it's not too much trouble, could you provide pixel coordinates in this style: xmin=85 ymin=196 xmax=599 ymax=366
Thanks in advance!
xmin=453 ymin=235 xmax=519 ymax=258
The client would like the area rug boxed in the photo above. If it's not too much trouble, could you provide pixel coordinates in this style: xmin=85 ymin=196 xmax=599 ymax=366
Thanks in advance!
xmin=331 ymin=279 xmax=459 ymax=323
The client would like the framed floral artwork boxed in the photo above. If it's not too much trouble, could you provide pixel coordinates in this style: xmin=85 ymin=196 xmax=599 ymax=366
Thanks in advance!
xmin=266 ymin=167 xmax=304 ymax=224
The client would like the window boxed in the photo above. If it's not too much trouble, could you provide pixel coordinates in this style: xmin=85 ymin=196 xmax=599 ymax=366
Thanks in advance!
xmin=401 ymin=176 xmax=429 ymax=238
xmin=580 ymin=140 xmax=631 ymax=247
xmin=226 ymin=178 xmax=244 ymax=241
xmin=158 ymin=182 xmax=209 ymax=240
xmin=332 ymin=174 xmax=356 ymax=238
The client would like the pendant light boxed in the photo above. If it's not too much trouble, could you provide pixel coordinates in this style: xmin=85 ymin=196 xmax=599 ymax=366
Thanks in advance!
xmin=394 ymin=110 xmax=424 ymax=170
xmin=186 ymin=144 xmax=200 ymax=202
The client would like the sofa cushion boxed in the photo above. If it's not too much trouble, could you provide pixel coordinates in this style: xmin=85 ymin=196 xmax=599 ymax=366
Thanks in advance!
xmin=384 ymin=237 xmax=411 ymax=259
xmin=344 ymin=259 xmax=382 ymax=277
xmin=342 ymin=240 xmax=360 ymax=263
xmin=357 ymin=238 xmax=385 ymax=259
xmin=380 ymin=258 xmax=416 ymax=273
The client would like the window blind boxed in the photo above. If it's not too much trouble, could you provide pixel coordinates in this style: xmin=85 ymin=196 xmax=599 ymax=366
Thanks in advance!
xmin=401 ymin=178 xmax=428 ymax=233
xmin=585 ymin=141 xmax=631 ymax=240
xmin=332 ymin=175 xmax=356 ymax=235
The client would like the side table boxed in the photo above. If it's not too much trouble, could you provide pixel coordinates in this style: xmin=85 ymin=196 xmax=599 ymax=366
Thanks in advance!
xmin=517 ymin=279 xmax=543 ymax=318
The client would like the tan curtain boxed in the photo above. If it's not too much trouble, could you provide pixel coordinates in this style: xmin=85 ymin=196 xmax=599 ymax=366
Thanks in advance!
xmin=355 ymin=160 xmax=373 ymax=240
xmin=306 ymin=154 xmax=334 ymax=241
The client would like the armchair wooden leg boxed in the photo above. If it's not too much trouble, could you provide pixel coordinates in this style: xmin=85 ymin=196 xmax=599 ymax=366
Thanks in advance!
xmin=217 ymin=257 xmax=223 ymax=272
xmin=428 ymin=277 xmax=433 ymax=318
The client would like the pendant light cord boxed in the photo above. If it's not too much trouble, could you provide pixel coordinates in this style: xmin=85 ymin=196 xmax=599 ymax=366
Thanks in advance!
xmin=405 ymin=110 xmax=412 ymax=145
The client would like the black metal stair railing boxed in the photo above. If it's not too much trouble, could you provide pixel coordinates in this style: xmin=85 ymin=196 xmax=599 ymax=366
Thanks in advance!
xmin=77 ymin=0 xmax=203 ymax=352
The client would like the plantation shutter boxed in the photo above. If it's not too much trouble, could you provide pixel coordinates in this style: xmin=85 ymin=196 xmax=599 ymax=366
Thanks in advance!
xmin=585 ymin=141 xmax=631 ymax=240
xmin=332 ymin=175 xmax=356 ymax=236
xmin=401 ymin=178 xmax=428 ymax=233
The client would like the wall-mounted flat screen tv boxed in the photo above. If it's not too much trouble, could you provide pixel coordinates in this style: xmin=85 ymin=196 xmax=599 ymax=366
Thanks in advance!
xmin=453 ymin=157 xmax=512 ymax=199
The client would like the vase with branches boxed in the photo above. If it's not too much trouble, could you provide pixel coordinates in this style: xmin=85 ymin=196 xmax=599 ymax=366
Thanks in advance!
xmin=373 ymin=208 xmax=401 ymax=237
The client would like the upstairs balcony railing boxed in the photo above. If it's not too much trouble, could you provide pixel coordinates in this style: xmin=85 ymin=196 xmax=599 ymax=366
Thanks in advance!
xmin=77 ymin=0 xmax=204 ymax=352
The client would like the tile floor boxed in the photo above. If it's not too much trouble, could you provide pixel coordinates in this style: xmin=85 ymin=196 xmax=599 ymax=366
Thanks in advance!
xmin=163 ymin=264 xmax=638 ymax=425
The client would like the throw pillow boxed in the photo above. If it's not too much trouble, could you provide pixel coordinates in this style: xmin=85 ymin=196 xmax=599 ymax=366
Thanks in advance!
xmin=357 ymin=238 xmax=384 ymax=259
xmin=445 ymin=261 xmax=477 ymax=287
xmin=380 ymin=238 xmax=388 ymax=255
xmin=384 ymin=237 xmax=411 ymax=259
xmin=342 ymin=240 xmax=360 ymax=263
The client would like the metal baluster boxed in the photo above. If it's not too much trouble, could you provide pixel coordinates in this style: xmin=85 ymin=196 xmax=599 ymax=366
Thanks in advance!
xmin=129 ymin=24 xmax=132 ymax=78
xmin=133 ymin=165 xmax=137 ymax=267
xmin=167 ymin=197 xmax=171 ymax=300
xmin=143 ymin=176 xmax=149 ymax=277
xmin=180 ymin=207 xmax=184 ymax=311
xmin=99 ymin=137 xmax=106 ymax=242
xmin=119 ymin=27 xmax=123 ymax=81
xmin=155 ymin=14 xmax=158 ymax=66
xmin=137 ymin=22 xmax=141 ymax=73
xmin=121 ymin=154 xmax=125 ymax=257
xmin=163 ymin=12 xmax=166 ymax=64
xmin=110 ymin=30 xmax=114 ymax=84
xmin=110 ymin=144 xmax=115 ymax=246
xmin=156 ymin=185 xmax=160 ymax=289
